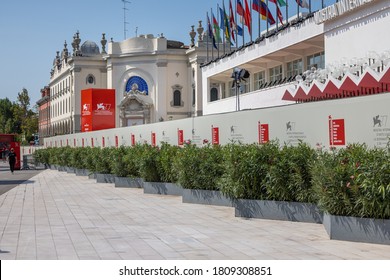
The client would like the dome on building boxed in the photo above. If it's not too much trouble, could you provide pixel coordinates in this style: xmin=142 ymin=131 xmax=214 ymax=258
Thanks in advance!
xmin=80 ymin=40 xmax=100 ymax=56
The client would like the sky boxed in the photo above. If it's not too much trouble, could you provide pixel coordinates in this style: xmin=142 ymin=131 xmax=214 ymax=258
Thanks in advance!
xmin=0 ymin=0 xmax=334 ymax=107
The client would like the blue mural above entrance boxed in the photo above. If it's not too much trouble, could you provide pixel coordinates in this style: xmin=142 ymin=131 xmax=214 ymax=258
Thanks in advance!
xmin=126 ymin=76 xmax=148 ymax=95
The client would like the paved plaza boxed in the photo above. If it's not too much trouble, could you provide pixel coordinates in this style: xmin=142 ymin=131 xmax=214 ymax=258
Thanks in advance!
xmin=0 ymin=164 xmax=390 ymax=260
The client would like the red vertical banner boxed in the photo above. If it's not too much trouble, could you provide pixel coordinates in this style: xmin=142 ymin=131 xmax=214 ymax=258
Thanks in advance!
xmin=66 ymin=139 xmax=69 ymax=146
xmin=151 ymin=132 xmax=156 ymax=147
xmin=82 ymin=138 xmax=84 ymax=147
xmin=212 ymin=126 xmax=219 ymax=145
xmin=91 ymin=138 xmax=94 ymax=148
xmin=74 ymin=139 xmax=76 ymax=147
xmin=60 ymin=140 xmax=63 ymax=147
xmin=329 ymin=116 xmax=346 ymax=146
xmin=258 ymin=122 xmax=269 ymax=144
xmin=178 ymin=129 xmax=184 ymax=146
xmin=115 ymin=136 xmax=119 ymax=148
xmin=102 ymin=137 xmax=105 ymax=148
xmin=131 ymin=134 xmax=135 ymax=146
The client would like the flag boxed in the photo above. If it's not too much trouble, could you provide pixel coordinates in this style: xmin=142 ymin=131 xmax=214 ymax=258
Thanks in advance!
xmin=271 ymin=0 xmax=286 ymax=6
xmin=229 ymin=0 xmax=236 ymax=41
xmin=244 ymin=0 xmax=252 ymax=34
xmin=269 ymin=0 xmax=284 ymax=23
xmin=207 ymin=14 xmax=218 ymax=49
xmin=237 ymin=0 xmax=245 ymax=18
xmin=296 ymin=0 xmax=309 ymax=8
xmin=253 ymin=0 xmax=276 ymax=25
xmin=212 ymin=12 xmax=222 ymax=43
xmin=221 ymin=3 xmax=232 ymax=44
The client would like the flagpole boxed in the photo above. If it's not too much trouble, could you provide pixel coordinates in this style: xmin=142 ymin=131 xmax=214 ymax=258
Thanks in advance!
xmin=266 ymin=0 xmax=269 ymax=34
xmin=206 ymin=13 xmax=209 ymax=62
xmin=250 ymin=0 xmax=253 ymax=42
xmin=286 ymin=0 xmax=289 ymax=24
xmin=258 ymin=0 xmax=261 ymax=38
xmin=297 ymin=0 xmax=300 ymax=20
xmin=309 ymin=0 xmax=312 ymax=14
xmin=275 ymin=2 xmax=279 ymax=31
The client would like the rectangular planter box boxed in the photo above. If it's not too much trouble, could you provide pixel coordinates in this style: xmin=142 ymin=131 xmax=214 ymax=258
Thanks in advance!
xmin=234 ymin=199 xmax=323 ymax=224
xmin=143 ymin=182 xmax=183 ymax=196
xmin=58 ymin=166 xmax=66 ymax=172
xmin=96 ymin=173 xmax=115 ymax=184
xmin=66 ymin=167 xmax=75 ymax=173
xmin=114 ymin=177 xmax=143 ymax=188
xmin=88 ymin=173 xmax=97 ymax=180
xmin=182 ymin=189 xmax=235 ymax=207
xmin=323 ymin=213 xmax=390 ymax=245
xmin=75 ymin=169 xmax=89 ymax=176
xmin=49 ymin=165 xmax=57 ymax=170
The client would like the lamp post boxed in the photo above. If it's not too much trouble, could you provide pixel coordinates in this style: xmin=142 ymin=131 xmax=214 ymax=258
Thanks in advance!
xmin=231 ymin=68 xmax=250 ymax=111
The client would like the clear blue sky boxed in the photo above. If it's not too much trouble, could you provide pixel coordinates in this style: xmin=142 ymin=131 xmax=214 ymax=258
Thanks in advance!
xmin=0 ymin=0 xmax=333 ymax=107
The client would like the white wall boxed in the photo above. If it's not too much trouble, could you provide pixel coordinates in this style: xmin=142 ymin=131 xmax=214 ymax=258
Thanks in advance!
xmin=43 ymin=93 xmax=390 ymax=151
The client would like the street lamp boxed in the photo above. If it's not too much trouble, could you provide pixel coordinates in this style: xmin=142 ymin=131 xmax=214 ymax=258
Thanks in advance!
xmin=231 ymin=67 xmax=250 ymax=111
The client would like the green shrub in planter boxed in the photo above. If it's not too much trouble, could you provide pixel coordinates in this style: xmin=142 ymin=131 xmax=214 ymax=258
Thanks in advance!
xmin=82 ymin=147 xmax=100 ymax=173
xmin=174 ymin=144 xmax=224 ymax=190
xmin=33 ymin=148 xmax=50 ymax=166
xmin=122 ymin=144 xmax=143 ymax=178
xmin=69 ymin=147 xmax=85 ymax=169
xmin=219 ymin=142 xmax=279 ymax=199
xmin=57 ymin=147 xmax=72 ymax=167
xmin=94 ymin=147 xmax=115 ymax=174
xmin=111 ymin=146 xmax=131 ymax=177
xmin=157 ymin=143 xmax=180 ymax=183
xmin=266 ymin=142 xmax=317 ymax=203
xmin=138 ymin=144 xmax=161 ymax=182
xmin=311 ymin=143 xmax=390 ymax=219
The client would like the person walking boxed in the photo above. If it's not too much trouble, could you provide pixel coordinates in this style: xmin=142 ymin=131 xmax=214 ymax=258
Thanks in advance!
xmin=8 ymin=148 xmax=17 ymax=174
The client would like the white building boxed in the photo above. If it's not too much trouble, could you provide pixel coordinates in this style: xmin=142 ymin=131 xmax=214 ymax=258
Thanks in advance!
xmin=48 ymin=24 xmax=207 ymax=135
xmin=201 ymin=0 xmax=390 ymax=115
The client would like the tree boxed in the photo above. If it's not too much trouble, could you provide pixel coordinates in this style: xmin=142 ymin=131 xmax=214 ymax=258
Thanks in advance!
xmin=0 ymin=98 xmax=13 ymax=133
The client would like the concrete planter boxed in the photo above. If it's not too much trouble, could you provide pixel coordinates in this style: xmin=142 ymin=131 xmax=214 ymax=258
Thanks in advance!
xmin=96 ymin=173 xmax=115 ymax=184
xmin=58 ymin=166 xmax=66 ymax=172
xmin=234 ymin=199 xmax=323 ymax=224
xmin=75 ymin=169 xmax=89 ymax=176
xmin=143 ymin=182 xmax=183 ymax=196
xmin=66 ymin=166 xmax=75 ymax=173
xmin=88 ymin=173 xmax=97 ymax=180
xmin=323 ymin=213 xmax=390 ymax=245
xmin=114 ymin=177 xmax=143 ymax=188
xmin=182 ymin=189 xmax=235 ymax=207
xmin=50 ymin=165 xmax=57 ymax=170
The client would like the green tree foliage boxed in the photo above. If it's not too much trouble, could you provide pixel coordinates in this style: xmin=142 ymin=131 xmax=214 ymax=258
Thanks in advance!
xmin=0 ymin=88 xmax=38 ymax=143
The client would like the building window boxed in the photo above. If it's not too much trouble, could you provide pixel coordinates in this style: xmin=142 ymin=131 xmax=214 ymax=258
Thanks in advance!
xmin=269 ymin=65 xmax=283 ymax=83
xmin=86 ymin=75 xmax=95 ymax=85
xmin=254 ymin=71 xmax=266 ymax=90
xmin=173 ymin=90 xmax=181 ymax=106
xmin=210 ymin=87 xmax=219 ymax=102
xmin=171 ymin=85 xmax=183 ymax=107
xmin=307 ymin=52 xmax=325 ymax=70
xmin=287 ymin=59 xmax=303 ymax=78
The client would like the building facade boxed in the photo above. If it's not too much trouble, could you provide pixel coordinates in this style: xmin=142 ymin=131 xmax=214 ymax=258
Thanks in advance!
xmin=201 ymin=0 xmax=390 ymax=115
xmin=36 ymin=86 xmax=50 ymax=145
xmin=44 ymin=25 xmax=207 ymax=136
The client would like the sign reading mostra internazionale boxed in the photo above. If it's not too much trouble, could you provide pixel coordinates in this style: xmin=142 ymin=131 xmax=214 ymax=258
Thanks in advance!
xmin=314 ymin=0 xmax=375 ymax=24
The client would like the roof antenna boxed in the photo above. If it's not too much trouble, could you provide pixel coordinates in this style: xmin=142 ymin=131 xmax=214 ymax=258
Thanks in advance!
xmin=122 ymin=0 xmax=131 ymax=39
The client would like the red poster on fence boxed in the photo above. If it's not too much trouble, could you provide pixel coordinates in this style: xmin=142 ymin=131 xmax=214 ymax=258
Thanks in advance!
xmin=102 ymin=137 xmax=105 ymax=148
xmin=151 ymin=132 xmax=156 ymax=147
xmin=66 ymin=139 xmax=69 ymax=147
xmin=74 ymin=139 xmax=76 ymax=147
xmin=131 ymin=134 xmax=135 ymax=146
xmin=91 ymin=138 xmax=94 ymax=148
xmin=212 ymin=126 xmax=219 ymax=145
xmin=178 ymin=129 xmax=184 ymax=145
xmin=258 ymin=122 xmax=269 ymax=144
xmin=82 ymin=138 xmax=84 ymax=147
xmin=329 ymin=116 xmax=346 ymax=146
xmin=115 ymin=136 xmax=119 ymax=148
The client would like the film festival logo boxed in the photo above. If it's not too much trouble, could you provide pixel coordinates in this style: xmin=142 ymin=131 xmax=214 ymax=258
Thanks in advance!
xmin=286 ymin=121 xmax=296 ymax=131
xmin=83 ymin=104 xmax=90 ymax=111
xmin=96 ymin=103 xmax=111 ymax=111
xmin=373 ymin=115 xmax=388 ymax=127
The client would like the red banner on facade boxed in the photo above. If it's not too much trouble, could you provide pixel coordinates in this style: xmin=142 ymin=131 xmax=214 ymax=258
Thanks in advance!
xmin=258 ymin=122 xmax=269 ymax=144
xmin=212 ymin=126 xmax=219 ymax=145
xmin=131 ymin=134 xmax=135 ymax=146
xmin=151 ymin=132 xmax=156 ymax=147
xmin=115 ymin=136 xmax=119 ymax=148
xmin=178 ymin=129 xmax=184 ymax=145
xmin=329 ymin=116 xmax=346 ymax=146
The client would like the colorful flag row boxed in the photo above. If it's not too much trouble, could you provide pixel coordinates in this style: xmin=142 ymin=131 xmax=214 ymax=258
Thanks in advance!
xmin=207 ymin=0 xmax=311 ymax=51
